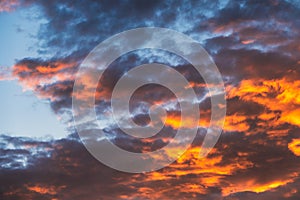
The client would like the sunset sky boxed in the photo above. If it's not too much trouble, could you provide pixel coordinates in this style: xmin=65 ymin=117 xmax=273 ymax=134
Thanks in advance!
xmin=1 ymin=0 xmax=300 ymax=199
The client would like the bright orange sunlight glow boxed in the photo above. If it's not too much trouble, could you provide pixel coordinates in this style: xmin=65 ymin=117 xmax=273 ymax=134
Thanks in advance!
xmin=27 ymin=186 xmax=57 ymax=195
xmin=164 ymin=114 xmax=197 ymax=129
xmin=228 ymin=78 xmax=300 ymax=127
xmin=288 ymin=139 xmax=300 ymax=156
xmin=222 ymin=179 xmax=293 ymax=196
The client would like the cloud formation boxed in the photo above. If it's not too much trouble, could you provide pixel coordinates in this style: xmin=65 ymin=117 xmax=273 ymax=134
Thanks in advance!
xmin=0 ymin=0 xmax=20 ymax=12
xmin=2 ymin=0 xmax=300 ymax=199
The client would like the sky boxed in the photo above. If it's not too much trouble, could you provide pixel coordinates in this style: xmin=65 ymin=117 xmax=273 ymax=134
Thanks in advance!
xmin=0 ymin=4 xmax=67 ymax=138
xmin=0 ymin=0 xmax=300 ymax=199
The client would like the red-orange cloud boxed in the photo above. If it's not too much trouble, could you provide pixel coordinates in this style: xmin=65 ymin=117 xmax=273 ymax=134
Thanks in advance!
xmin=0 ymin=0 xmax=19 ymax=12
xmin=288 ymin=139 xmax=300 ymax=156
xmin=228 ymin=78 xmax=300 ymax=127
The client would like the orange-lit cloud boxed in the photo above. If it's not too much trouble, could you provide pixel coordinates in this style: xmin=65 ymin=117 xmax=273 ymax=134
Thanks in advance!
xmin=228 ymin=78 xmax=300 ymax=127
xmin=0 ymin=0 xmax=19 ymax=12
xmin=163 ymin=111 xmax=248 ymax=132
xmin=136 ymin=143 xmax=299 ymax=198
xmin=222 ymin=179 xmax=294 ymax=196
xmin=27 ymin=185 xmax=63 ymax=195
xmin=12 ymin=60 xmax=76 ymax=101
xmin=241 ymin=39 xmax=255 ymax=44
xmin=164 ymin=114 xmax=196 ymax=129
xmin=284 ymin=188 xmax=298 ymax=198
xmin=13 ymin=61 xmax=76 ymax=90
xmin=288 ymin=139 xmax=300 ymax=156
xmin=223 ymin=114 xmax=249 ymax=132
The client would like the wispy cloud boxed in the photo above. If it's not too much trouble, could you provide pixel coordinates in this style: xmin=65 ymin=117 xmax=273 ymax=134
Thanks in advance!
xmin=0 ymin=0 xmax=20 ymax=12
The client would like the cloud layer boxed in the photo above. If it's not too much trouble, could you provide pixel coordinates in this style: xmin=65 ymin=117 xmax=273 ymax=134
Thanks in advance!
xmin=1 ymin=0 xmax=300 ymax=199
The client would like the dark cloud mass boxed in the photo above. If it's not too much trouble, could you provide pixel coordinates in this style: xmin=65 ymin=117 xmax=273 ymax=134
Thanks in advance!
xmin=1 ymin=0 xmax=300 ymax=199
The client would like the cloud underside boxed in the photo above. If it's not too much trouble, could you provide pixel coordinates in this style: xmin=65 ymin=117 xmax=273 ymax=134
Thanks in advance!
xmin=1 ymin=0 xmax=300 ymax=199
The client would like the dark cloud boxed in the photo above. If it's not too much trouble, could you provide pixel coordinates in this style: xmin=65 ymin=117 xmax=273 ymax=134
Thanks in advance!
xmin=212 ymin=48 xmax=299 ymax=81
xmin=1 ymin=125 xmax=300 ymax=199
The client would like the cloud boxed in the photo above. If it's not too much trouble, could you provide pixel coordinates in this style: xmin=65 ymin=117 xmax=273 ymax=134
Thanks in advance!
xmin=2 ymin=128 xmax=300 ymax=199
xmin=0 ymin=66 xmax=14 ymax=81
xmin=0 ymin=0 xmax=19 ymax=12
xmin=26 ymin=185 xmax=62 ymax=195
xmin=11 ymin=58 xmax=77 ymax=116
xmin=2 ymin=0 xmax=300 ymax=199
xmin=12 ymin=58 xmax=77 ymax=91
xmin=288 ymin=139 xmax=300 ymax=157
xmin=228 ymin=78 xmax=300 ymax=127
